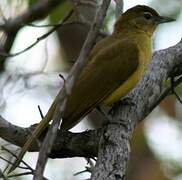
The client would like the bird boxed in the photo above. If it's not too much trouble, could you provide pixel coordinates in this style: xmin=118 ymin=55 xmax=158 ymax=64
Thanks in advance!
xmin=10 ymin=5 xmax=174 ymax=172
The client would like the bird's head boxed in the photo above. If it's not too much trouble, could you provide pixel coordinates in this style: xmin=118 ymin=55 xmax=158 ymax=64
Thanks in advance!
xmin=114 ymin=5 xmax=175 ymax=35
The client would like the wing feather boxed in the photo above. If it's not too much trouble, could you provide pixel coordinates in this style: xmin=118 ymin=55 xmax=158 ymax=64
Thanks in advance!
xmin=62 ymin=39 xmax=139 ymax=130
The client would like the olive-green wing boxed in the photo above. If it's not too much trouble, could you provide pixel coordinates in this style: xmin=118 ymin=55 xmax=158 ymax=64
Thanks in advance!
xmin=62 ymin=40 xmax=139 ymax=130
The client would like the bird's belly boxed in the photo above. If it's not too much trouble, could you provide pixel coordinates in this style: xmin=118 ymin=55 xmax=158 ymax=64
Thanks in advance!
xmin=101 ymin=67 xmax=143 ymax=106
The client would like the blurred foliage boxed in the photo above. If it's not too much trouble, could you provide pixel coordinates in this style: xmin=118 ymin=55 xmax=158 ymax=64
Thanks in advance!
xmin=49 ymin=1 xmax=72 ymax=23
xmin=28 ymin=0 xmax=70 ymax=23
xmin=127 ymin=123 xmax=168 ymax=180
xmin=28 ymin=0 xmax=37 ymax=6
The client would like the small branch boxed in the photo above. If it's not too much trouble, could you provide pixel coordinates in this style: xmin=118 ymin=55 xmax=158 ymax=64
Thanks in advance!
xmin=1 ymin=146 xmax=34 ymax=172
xmin=0 ymin=10 xmax=73 ymax=57
xmin=0 ymin=0 xmax=65 ymax=32
xmin=7 ymin=172 xmax=35 ymax=179
xmin=173 ymin=90 xmax=182 ymax=103
xmin=0 ymin=155 xmax=29 ymax=171
xmin=27 ymin=22 xmax=68 ymax=28
xmin=0 ymin=169 xmax=7 ymax=180
xmin=34 ymin=0 xmax=111 ymax=179
xmin=38 ymin=105 xmax=44 ymax=119
xmin=149 ymin=75 xmax=182 ymax=112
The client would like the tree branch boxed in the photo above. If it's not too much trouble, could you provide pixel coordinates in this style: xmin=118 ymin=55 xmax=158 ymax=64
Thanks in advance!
xmin=0 ymin=116 xmax=99 ymax=158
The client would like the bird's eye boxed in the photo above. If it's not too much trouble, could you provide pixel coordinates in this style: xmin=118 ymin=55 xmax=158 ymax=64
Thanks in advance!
xmin=144 ymin=12 xmax=153 ymax=20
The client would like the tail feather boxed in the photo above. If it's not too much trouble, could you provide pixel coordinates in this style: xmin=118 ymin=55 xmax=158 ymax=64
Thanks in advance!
xmin=9 ymin=98 xmax=57 ymax=173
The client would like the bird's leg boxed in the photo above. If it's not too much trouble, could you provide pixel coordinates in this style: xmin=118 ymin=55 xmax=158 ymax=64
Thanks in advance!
xmin=108 ymin=97 xmax=135 ymax=116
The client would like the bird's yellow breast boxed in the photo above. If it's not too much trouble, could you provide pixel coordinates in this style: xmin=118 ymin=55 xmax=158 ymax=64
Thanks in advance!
xmin=101 ymin=34 xmax=152 ymax=106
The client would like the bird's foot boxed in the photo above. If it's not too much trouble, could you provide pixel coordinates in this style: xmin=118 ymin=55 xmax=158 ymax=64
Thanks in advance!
xmin=108 ymin=97 xmax=135 ymax=116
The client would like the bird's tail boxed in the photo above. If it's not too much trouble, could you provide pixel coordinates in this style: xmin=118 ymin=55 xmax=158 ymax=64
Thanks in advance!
xmin=9 ymin=96 xmax=58 ymax=173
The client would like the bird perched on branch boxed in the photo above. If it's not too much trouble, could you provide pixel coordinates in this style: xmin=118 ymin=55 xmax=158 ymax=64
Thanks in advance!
xmin=10 ymin=5 xmax=174 ymax=172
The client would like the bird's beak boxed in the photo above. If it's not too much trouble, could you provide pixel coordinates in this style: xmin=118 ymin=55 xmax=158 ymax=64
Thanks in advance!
xmin=156 ymin=16 xmax=175 ymax=24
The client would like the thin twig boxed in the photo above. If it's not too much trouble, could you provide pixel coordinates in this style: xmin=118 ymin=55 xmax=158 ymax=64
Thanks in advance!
xmin=27 ymin=22 xmax=68 ymax=28
xmin=1 ymin=146 xmax=34 ymax=172
xmin=149 ymin=75 xmax=182 ymax=115
xmin=0 ymin=169 xmax=7 ymax=180
xmin=173 ymin=90 xmax=182 ymax=104
xmin=0 ymin=155 xmax=29 ymax=170
xmin=0 ymin=10 xmax=73 ymax=57
xmin=59 ymin=74 xmax=66 ymax=84
xmin=38 ymin=105 xmax=44 ymax=119
xmin=1 ymin=147 xmax=50 ymax=179
xmin=7 ymin=172 xmax=34 ymax=178
xmin=0 ymin=0 xmax=65 ymax=31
